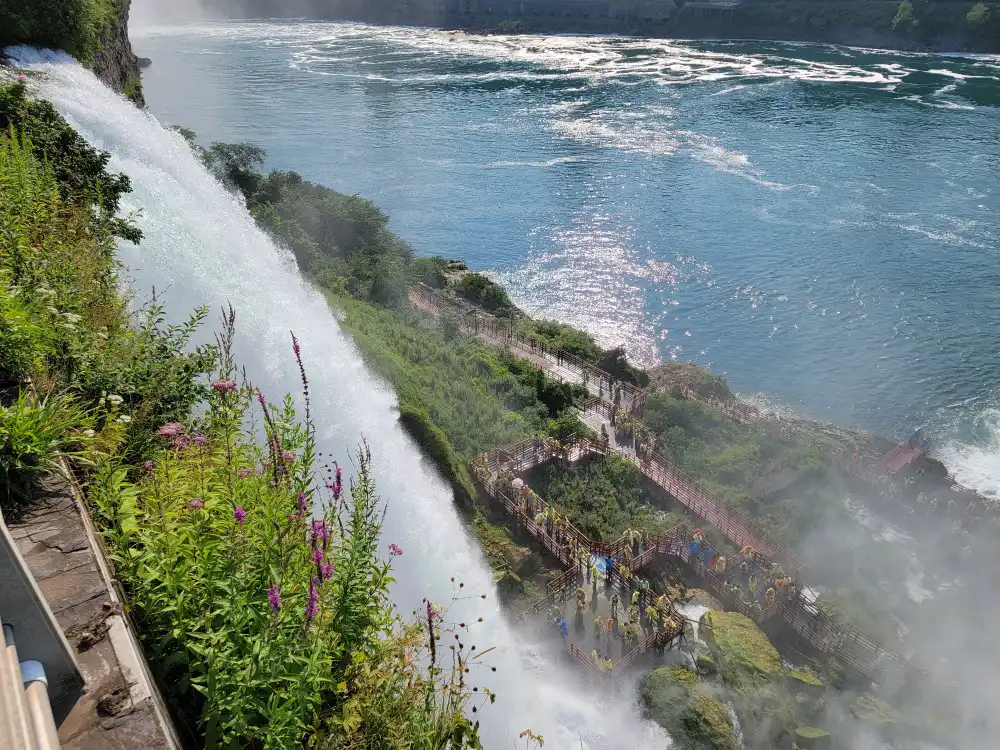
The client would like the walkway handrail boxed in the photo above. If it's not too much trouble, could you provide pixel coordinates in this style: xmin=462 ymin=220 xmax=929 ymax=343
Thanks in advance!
xmin=474 ymin=436 xmax=920 ymax=685
xmin=410 ymin=284 xmax=650 ymax=413
xmin=0 ymin=515 xmax=76 ymax=750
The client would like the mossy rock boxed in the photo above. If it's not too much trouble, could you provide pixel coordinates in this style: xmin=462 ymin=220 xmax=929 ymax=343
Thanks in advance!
xmin=702 ymin=611 xmax=783 ymax=692
xmin=849 ymin=693 xmax=898 ymax=727
xmin=787 ymin=668 xmax=825 ymax=696
xmin=696 ymin=654 xmax=718 ymax=674
xmin=794 ymin=726 xmax=831 ymax=749
xmin=638 ymin=666 xmax=739 ymax=750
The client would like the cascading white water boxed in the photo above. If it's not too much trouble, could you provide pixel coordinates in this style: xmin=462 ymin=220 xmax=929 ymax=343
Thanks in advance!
xmin=8 ymin=47 xmax=673 ymax=749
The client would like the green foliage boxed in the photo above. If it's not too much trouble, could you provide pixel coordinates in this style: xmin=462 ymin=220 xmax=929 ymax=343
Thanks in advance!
xmin=525 ymin=454 xmax=686 ymax=542
xmin=192 ymin=136 xmax=415 ymax=308
xmin=703 ymin=611 xmax=783 ymax=693
xmin=642 ymin=392 xmax=842 ymax=545
xmin=331 ymin=294 xmax=588 ymax=500
xmin=453 ymin=273 xmax=516 ymax=317
xmin=0 ymin=0 xmax=117 ymax=62
xmin=968 ymin=1 xmax=991 ymax=23
xmin=892 ymin=0 xmax=920 ymax=33
xmin=0 ymin=390 xmax=94 ymax=515
xmin=638 ymin=666 xmax=739 ymax=750
xmin=0 ymin=83 xmax=139 ymax=242
xmin=91 ymin=316 xmax=483 ymax=748
xmin=0 ymin=124 xmax=213 ymax=464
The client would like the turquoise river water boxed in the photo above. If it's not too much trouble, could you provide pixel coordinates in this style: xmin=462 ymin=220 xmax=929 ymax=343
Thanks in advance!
xmin=133 ymin=22 xmax=1000 ymax=494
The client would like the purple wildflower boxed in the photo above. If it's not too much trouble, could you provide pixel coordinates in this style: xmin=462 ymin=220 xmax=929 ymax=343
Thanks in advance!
xmin=298 ymin=492 xmax=308 ymax=515
xmin=389 ymin=543 xmax=403 ymax=558
xmin=192 ymin=435 xmax=209 ymax=447
xmin=327 ymin=465 xmax=343 ymax=501
xmin=256 ymin=391 xmax=266 ymax=408
xmin=188 ymin=498 xmax=204 ymax=510
xmin=320 ymin=562 xmax=334 ymax=580
xmin=238 ymin=468 xmax=252 ymax=478
xmin=305 ymin=580 xmax=318 ymax=622
xmin=233 ymin=506 xmax=246 ymax=526
xmin=311 ymin=520 xmax=330 ymax=543
xmin=267 ymin=584 xmax=281 ymax=612
xmin=143 ymin=461 xmax=155 ymax=472
xmin=172 ymin=435 xmax=191 ymax=450
xmin=211 ymin=379 xmax=237 ymax=393
xmin=312 ymin=548 xmax=324 ymax=567
xmin=291 ymin=332 xmax=301 ymax=357
xmin=158 ymin=422 xmax=183 ymax=437
xmin=282 ymin=450 xmax=295 ymax=463
xmin=288 ymin=513 xmax=299 ymax=522
xmin=427 ymin=600 xmax=437 ymax=622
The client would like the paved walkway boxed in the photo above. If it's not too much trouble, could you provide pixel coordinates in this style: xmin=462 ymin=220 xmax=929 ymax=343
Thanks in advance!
xmin=9 ymin=474 xmax=179 ymax=749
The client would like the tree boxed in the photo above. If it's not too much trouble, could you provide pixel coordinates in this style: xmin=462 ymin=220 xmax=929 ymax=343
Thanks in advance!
xmin=892 ymin=0 xmax=920 ymax=35
xmin=967 ymin=2 xmax=991 ymax=26
xmin=201 ymin=141 xmax=266 ymax=200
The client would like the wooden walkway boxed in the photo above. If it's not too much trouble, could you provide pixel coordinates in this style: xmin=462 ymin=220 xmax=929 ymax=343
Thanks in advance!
xmin=409 ymin=284 xmax=648 ymax=415
xmin=409 ymin=284 xmax=927 ymax=685
xmin=474 ymin=435 xmax=918 ymax=690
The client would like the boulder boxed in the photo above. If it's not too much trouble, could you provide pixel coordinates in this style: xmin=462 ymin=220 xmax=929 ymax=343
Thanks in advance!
xmin=794 ymin=726 xmax=831 ymax=749
xmin=137 ymin=57 xmax=152 ymax=69
xmin=638 ymin=666 xmax=739 ymax=750
xmin=696 ymin=654 xmax=718 ymax=675
xmin=502 ymin=544 xmax=534 ymax=576
xmin=702 ymin=611 xmax=782 ymax=692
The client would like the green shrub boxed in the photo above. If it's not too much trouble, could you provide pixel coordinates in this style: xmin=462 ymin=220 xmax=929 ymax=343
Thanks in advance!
xmin=892 ymin=0 xmax=920 ymax=33
xmin=0 ymin=390 xmax=94 ymax=516
xmin=453 ymin=273 xmax=516 ymax=317
xmin=0 ymin=0 xmax=116 ymax=63
xmin=0 ymin=83 xmax=139 ymax=242
xmin=91 ymin=318 xmax=484 ymax=747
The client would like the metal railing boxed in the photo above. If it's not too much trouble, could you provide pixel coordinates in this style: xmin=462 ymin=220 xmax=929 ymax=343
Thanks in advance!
xmin=0 ymin=621 xmax=61 ymax=749
xmin=0 ymin=515 xmax=81 ymax=750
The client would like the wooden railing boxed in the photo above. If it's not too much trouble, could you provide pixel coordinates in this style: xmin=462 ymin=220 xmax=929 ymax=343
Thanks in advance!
xmin=476 ymin=437 xmax=919 ymax=687
xmin=410 ymin=284 xmax=649 ymax=414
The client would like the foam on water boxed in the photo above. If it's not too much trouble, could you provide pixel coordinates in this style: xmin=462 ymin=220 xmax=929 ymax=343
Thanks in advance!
xmin=8 ymin=46 xmax=671 ymax=750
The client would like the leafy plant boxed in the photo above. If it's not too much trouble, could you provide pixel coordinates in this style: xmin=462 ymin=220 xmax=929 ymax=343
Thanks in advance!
xmin=0 ymin=83 xmax=139 ymax=242
xmin=91 ymin=312 xmax=485 ymax=747
xmin=0 ymin=390 xmax=94 ymax=516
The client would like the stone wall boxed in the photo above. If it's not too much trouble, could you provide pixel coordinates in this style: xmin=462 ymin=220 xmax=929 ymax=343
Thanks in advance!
xmin=92 ymin=0 xmax=144 ymax=106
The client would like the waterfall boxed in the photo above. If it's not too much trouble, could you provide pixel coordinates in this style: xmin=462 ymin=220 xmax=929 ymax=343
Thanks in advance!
xmin=7 ymin=47 xmax=672 ymax=750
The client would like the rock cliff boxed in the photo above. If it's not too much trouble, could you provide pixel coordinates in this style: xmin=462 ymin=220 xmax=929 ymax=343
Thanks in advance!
xmin=92 ymin=0 xmax=144 ymax=106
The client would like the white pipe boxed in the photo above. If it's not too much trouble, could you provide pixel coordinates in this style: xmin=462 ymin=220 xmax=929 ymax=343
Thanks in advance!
xmin=2 ymin=625 xmax=35 ymax=750
xmin=21 ymin=661 xmax=59 ymax=750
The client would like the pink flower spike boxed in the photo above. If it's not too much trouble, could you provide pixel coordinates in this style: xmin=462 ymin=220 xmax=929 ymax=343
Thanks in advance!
xmin=143 ymin=461 xmax=155 ymax=472
xmin=233 ymin=506 xmax=246 ymax=525
xmin=389 ymin=543 xmax=403 ymax=558
xmin=158 ymin=422 xmax=183 ymax=437
xmin=238 ymin=468 xmax=251 ymax=478
xmin=192 ymin=435 xmax=209 ymax=446
xmin=312 ymin=548 xmax=324 ymax=567
xmin=291 ymin=332 xmax=301 ymax=357
xmin=298 ymin=492 xmax=308 ymax=514
xmin=320 ymin=562 xmax=333 ymax=580
xmin=188 ymin=498 xmax=204 ymax=510
xmin=211 ymin=379 xmax=237 ymax=393
xmin=267 ymin=584 xmax=281 ymax=612
xmin=282 ymin=450 xmax=295 ymax=463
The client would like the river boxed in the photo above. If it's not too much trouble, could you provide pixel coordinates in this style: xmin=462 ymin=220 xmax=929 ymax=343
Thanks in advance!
xmin=132 ymin=21 xmax=1000 ymax=497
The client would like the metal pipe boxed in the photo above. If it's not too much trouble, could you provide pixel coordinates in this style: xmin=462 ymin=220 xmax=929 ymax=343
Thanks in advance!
xmin=21 ymin=661 xmax=60 ymax=750
xmin=2 ymin=624 xmax=35 ymax=750
xmin=0 ymin=622 xmax=16 ymax=750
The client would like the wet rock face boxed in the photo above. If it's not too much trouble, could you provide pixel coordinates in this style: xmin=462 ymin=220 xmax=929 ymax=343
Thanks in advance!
xmin=92 ymin=0 xmax=144 ymax=106
xmin=639 ymin=666 xmax=740 ymax=750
